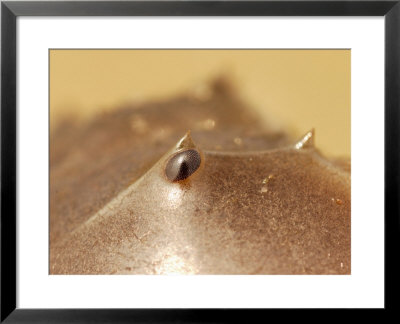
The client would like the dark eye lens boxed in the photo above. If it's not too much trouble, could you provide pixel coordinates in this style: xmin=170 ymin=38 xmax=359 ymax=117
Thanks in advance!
xmin=165 ymin=149 xmax=201 ymax=182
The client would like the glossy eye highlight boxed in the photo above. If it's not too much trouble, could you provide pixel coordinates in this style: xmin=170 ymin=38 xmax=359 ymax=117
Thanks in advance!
xmin=165 ymin=149 xmax=201 ymax=182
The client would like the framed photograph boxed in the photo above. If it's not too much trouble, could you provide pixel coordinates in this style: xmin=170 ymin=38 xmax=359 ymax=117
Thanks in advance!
xmin=1 ymin=0 xmax=399 ymax=322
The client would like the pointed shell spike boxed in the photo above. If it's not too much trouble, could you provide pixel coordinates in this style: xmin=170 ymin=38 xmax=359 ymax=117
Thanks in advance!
xmin=295 ymin=129 xmax=315 ymax=150
xmin=176 ymin=130 xmax=196 ymax=150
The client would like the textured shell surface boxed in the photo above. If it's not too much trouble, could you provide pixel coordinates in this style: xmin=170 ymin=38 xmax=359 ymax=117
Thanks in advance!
xmin=50 ymin=79 xmax=350 ymax=275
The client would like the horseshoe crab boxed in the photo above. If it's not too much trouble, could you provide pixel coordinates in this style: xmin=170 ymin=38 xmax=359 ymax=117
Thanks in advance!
xmin=50 ymin=79 xmax=350 ymax=274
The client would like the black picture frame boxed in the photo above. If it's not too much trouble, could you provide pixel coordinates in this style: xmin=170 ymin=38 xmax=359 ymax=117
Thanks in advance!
xmin=1 ymin=0 xmax=399 ymax=322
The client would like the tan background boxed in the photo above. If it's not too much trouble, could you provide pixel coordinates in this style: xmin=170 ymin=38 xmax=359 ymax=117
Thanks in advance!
xmin=50 ymin=49 xmax=350 ymax=157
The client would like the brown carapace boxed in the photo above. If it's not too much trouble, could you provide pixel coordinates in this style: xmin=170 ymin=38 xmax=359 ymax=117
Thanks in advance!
xmin=50 ymin=79 xmax=350 ymax=275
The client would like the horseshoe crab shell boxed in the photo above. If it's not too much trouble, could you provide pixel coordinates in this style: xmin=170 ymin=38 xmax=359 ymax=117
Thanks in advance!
xmin=50 ymin=79 xmax=350 ymax=274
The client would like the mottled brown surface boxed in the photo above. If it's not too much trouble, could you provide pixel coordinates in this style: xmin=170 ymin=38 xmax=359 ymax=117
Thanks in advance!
xmin=50 ymin=79 xmax=288 ymax=246
xmin=50 ymin=80 xmax=350 ymax=274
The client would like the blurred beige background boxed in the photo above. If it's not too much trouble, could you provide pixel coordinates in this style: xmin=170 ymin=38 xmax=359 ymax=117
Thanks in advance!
xmin=50 ymin=49 xmax=350 ymax=157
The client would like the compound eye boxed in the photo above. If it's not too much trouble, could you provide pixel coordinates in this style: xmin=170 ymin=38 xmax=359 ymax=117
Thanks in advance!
xmin=165 ymin=149 xmax=201 ymax=182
